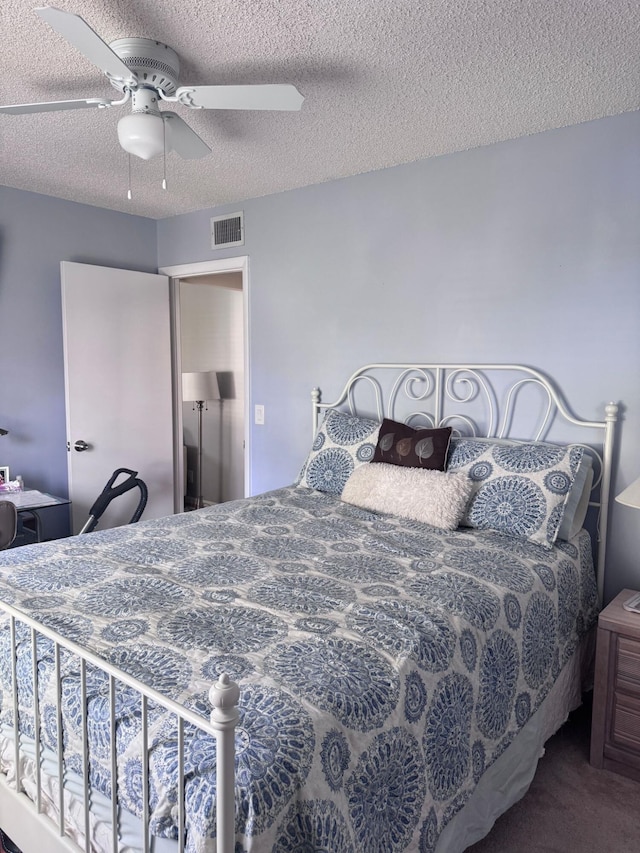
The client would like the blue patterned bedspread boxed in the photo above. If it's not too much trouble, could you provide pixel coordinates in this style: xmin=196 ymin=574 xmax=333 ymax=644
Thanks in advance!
xmin=0 ymin=485 xmax=599 ymax=852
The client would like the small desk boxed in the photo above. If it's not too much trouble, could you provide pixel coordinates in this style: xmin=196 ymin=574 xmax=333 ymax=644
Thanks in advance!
xmin=1 ymin=490 xmax=71 ymax=543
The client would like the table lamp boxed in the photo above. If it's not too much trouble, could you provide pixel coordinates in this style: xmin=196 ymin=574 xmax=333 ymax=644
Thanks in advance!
xmin=616 ymin=476 xmax=640 ymax=510
xmin=615 ymin=475 xmax=640 ymax=613
xmin=182 ymin=371 xmax=220 ymax=509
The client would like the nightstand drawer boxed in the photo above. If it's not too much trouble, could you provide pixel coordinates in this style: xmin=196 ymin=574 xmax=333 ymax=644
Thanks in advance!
xmin=612 ymin=691 xmax=640 ymax=753
xmin=616 ymin=636 xmax=640 ymax=697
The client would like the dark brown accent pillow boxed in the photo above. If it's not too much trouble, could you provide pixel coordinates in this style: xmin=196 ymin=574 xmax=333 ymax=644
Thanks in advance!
xmin=371 ymin=419 xmax=452 ymax=470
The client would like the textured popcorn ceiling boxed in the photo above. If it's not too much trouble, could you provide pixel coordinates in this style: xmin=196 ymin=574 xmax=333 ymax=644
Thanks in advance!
xmin=0 ymin=0 xmax=638 ymax=219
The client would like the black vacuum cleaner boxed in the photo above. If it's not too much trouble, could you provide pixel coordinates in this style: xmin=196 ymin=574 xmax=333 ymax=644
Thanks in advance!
xmin=79 ymin=468 xmax=148 ymax=534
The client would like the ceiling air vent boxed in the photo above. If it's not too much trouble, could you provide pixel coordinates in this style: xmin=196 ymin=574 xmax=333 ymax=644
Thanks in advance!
xmin=211 ymin=212 xmax=244 ymax=249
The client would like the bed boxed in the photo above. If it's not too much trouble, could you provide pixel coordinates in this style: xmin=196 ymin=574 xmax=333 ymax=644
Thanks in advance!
xmin=0 ymin=363 xmax=619 ymax=853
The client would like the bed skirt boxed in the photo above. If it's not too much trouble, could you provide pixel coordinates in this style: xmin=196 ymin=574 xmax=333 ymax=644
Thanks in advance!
xmin=436 ymin=626 xmax=596 ymax=853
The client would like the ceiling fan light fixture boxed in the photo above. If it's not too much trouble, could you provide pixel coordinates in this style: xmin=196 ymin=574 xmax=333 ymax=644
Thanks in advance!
xmin=117 ymin=112 xmax=166 ymax=160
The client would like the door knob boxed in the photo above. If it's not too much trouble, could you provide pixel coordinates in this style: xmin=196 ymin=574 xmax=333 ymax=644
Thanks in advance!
xmin=74 ymin=440 xmax=91 ymax=452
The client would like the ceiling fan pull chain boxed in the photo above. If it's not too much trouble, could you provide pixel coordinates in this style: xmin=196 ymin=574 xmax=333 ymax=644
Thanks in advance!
xmin=127 ymin=154 xmax=132 ymax=200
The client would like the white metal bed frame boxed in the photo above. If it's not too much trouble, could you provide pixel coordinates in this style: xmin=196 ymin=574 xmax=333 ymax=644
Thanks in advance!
xmin=312 ymin=363 xmax=618 ymax=604
xmin=0 ymin=363 xmax=618 ymax=853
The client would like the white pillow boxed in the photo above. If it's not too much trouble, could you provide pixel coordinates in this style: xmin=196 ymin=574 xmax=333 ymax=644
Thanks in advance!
xmin=341 ymin=463 xmax=473 ymax=530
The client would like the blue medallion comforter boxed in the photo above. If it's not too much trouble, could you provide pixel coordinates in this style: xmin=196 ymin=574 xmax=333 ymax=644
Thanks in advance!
xmin=0 ymin=485 xmax=599 ymax=852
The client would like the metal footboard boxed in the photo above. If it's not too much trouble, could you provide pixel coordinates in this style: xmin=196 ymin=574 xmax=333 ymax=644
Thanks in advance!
xmin=0 ymin=600 xmax=240 ymax=853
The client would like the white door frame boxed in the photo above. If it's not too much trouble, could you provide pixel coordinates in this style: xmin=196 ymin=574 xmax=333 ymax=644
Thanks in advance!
xmin=159 ymin=256 xmax=250 ymax=511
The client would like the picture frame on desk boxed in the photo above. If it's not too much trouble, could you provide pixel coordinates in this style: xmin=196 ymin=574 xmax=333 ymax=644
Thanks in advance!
xmin=0 ymin=466 xmax=8 ymax=485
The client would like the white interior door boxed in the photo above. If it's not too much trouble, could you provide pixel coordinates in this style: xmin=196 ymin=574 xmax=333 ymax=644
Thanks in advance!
xmin=61 ymin=261 xmax=174 ymax=534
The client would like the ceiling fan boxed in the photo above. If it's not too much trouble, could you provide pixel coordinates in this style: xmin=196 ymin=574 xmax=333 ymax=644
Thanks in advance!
xmin=0 ymin=6 xmax=304 ymax=163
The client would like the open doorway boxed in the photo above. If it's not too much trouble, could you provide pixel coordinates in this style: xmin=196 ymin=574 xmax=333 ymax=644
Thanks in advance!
xmin=180 ymin=273 xmax=244 ymax=508
xmin=160 ymin=256 xmax=249 ymax=513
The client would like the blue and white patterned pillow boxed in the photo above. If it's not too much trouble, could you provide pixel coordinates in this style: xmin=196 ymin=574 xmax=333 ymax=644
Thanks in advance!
xmin=297 ymin=409 xmax=381 ymax=495
xmin=446 ymin=438 xmax=585 ymax=547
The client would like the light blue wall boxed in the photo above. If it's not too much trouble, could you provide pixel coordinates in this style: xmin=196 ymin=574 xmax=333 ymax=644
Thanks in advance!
xmin=1 ymin=112 xmax=637 ymax=599
xmin=0 ymin=186 xmax=157 ymax=537
xmin=158 ymin=110 xmax=640 ymax=602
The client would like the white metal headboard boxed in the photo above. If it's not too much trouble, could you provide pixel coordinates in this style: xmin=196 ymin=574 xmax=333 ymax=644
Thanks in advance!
xmin=311 ymin=363 xmax=618 ymax=604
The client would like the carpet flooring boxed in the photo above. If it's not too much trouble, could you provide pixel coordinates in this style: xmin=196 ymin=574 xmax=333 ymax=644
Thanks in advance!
xmin=469 ymin=694 xmax=640 ymax=852
xmin=1 ymin=695 xmax=638 ymax=852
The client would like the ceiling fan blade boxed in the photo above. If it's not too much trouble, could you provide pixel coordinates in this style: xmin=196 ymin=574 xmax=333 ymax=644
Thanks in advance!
xmin=0 ymin=97 xmax=113 ymax=115
xmin=176 ymin=84 xmax=304 ymax=111
xmin=163 ymin=112 xmax=211 ymax=159
xmin=35 ymin=6 xmax=136 ymax=86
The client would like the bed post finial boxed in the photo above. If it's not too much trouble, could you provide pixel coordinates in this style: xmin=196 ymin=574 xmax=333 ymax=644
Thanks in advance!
xmin=210 ymin=673 xmax=240 ymax=853
xmin=604 ymin=402 xmax=618 ymax=421
xmin=210 ymin=672 xmax=240 ymax=715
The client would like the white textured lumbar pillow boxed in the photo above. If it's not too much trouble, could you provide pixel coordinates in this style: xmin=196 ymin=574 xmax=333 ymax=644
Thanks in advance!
xmin=341 ymin=463 xmax=473 ymax=530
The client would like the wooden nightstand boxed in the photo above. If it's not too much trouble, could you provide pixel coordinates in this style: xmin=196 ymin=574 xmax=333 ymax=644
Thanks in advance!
xmin=590 ymin=588 xmax=640 ymax=781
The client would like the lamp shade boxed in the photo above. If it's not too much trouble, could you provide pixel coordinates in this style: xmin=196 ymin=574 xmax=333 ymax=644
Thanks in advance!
xmin=117 ymin=112 xmax=166 ymax=161
xmin=615 ymin=475 xmax=640 ymax=510
xmin=182 ymin=371 xmax=220 ymax=403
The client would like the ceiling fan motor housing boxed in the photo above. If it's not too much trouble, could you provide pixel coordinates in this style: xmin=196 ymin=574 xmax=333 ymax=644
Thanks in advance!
xmin=109 ymin=38 xmax=180 ymax=95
